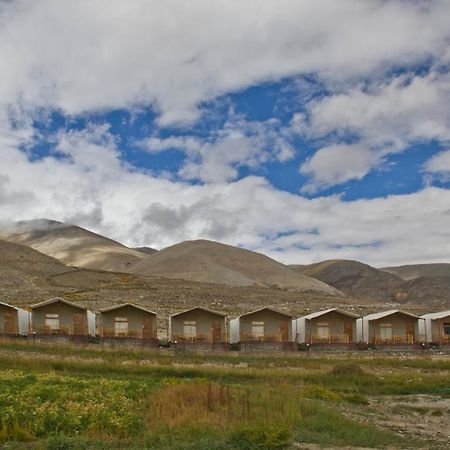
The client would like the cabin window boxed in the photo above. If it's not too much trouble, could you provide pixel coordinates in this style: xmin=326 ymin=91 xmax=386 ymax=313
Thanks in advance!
xmin=45 ymin=313 xmax=59 ymax=330
xmin=443 ymin=322 xmax=450 ymax=335
xmin=114 ymin=317 xmax=128 ymax=336
xmin=183 ymin=321 xmax=197 ymax=337
xmin=379 ymin=323 xmax=392 ymax=340
xmin=251 ymin=321 xmax=264 ymax=337
xmin=316 ymin=322 xmax=329 ymax=339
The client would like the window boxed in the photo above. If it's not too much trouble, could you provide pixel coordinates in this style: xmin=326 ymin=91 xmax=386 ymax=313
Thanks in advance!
xmin=316 ymin=322 xmax=329 ymax=339
xmin=379 ymin=323 xmax=392 ymax=341
xmin=443 ymin=322 xmax=450 ymax=336
xmin=114 ymin=317 xmax=128 ymax=336
xmin=183 ymin=321 xmax=197 ymax=337
xmin=45 ymin=314 xmax=59 ymax=330
xmin=251 ymin=321 xmax=264 ymax=338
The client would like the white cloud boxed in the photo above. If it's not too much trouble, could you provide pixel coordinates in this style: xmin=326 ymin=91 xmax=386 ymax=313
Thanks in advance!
xmin=294 ymin=72 xmax=450 ymax=190
xmin=2 ymin=129 xmax=450 ymax=267
xmin=141 ymin=117 xmax=294 ymax=182
xmin=424 ymin=149 xmax=450 ymax=177
xmin=0 ymin=1 xmax=449 ymax=125
xmin=300 ymin=144 xmax=380 ymax=192
xmin=303 ymin=73 xmax=450 ymax=147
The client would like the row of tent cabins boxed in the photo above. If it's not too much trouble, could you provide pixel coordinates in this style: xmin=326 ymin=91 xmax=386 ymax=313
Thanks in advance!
xmin=1 ymin=299 xmax=450 ymax=347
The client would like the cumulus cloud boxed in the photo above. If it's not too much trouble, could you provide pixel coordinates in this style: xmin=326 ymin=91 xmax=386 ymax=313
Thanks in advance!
xmin=141 ymin=116 xmax=294 ymax=182
xmin=295 ymin=72 xmax=450 ymax=190
xmin=0 ymin=0 xmax=449 ymax=125
xmin=424 ymin=149 xmax=450 ymax=179
xmin=2 ymin=130 xmax=450 ymax=267
xmin=300 ymin=144 xmax=380 ymax=192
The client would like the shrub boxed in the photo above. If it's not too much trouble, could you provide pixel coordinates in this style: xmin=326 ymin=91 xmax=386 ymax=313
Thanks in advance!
xmin=330 ymin=363 xmax=365 ymax=377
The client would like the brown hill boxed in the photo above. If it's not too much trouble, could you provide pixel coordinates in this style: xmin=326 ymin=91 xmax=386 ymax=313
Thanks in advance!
xmin=133 ymin=247 xmax=158 ymax=255
xmin=392 ymin=276 xmax=450 ymax=308
xmin=290 ymin=259 xmax=402 ymax=301
xmin=0 ymin=219 xmax=146 ymax=272
xmin=381 ymin=263 xmax=450 ymax=281
xmin=128 ymin=239 xmax=341 ymax=295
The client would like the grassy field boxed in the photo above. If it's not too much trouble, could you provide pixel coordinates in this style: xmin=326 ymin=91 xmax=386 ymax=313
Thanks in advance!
xmin=0 ymin=340 xmax=449 ymax=449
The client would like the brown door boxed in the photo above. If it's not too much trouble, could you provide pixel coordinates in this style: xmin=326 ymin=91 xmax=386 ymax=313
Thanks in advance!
xmin=279 ymin=321 xmax=288 ymax=342
xmin=4 ymin=311 xmax=17 ymax=334
xmin=73 ymin=313 xmax=86 ymax=336
xmin=142 ymin=317 xmax=154 ymax=339
xmin=406 ymin=322 xmax=415 ymax=343
xmin=211 ymin=320 xmax=222 ymax=343
xmin=344 ymin=320 xmax=353 ymax=343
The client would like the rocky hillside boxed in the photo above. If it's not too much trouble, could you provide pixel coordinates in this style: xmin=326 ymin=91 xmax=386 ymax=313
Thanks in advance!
xmin=0 ymin=219 xmax=147 ymax=272
xmin=129 ymin=239 xmax=341 ymax=295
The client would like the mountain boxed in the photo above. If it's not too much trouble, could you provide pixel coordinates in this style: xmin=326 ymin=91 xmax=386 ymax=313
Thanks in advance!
xmin=392 ymin=276 xmax=450 ymax=308
xmin=133 ymin=247 xmax=158 ymax=255
xmin=381 ymin=263 xmax=450 ymax=281
xmin=128 ymin=239 xmax=341 ymax=295
xmin=290 ymin=259 xmax=402 ymax=301
xmin=0 ymin=219 xmax=147 ymax=272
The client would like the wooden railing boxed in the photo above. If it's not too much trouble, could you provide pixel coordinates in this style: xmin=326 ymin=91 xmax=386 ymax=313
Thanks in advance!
xmin=309 ymin=333 xmax=351 ymax=344
xmin=101 ymin=328 xmax=141 ymax=338
xmin=370 ymin=334 xmax=415 ymax=344
xmin=431 ymin=334 xmax=450 ymax=343
xmin=240 ymin=332 xmax=286 ymax=342
xmin=32 ymin=326 xmax=72 ymax=335
xmin=172 ymin=333 xmax=226 ymax=343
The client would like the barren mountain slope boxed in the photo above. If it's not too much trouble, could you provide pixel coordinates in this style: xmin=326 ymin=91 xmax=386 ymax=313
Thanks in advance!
xmin=381 ymin=263 xmax=450 ymax=280
xmin=0 ymin=219 xmax=146 ymax=272
xmin=133 ymin=247 xmax=158 ymax=255
xmin=128 ymin=239 xmax=341 ymax=295
xmin=291 ymin=259 xmax=403 ymax=301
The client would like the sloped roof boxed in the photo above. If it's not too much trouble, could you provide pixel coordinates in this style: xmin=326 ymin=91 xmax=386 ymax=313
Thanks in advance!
xmin=421 ymin=310 xmax=450 ymax=320
xmin=363 ymin=309 xmax=419 ymax=321
xmin=31 ymin=297 xmax=87 ymax=311
xmin=302 ymin=308 xmax=359 ymax=320
xmin=170 ymin=306 xmax=227 ymax=318
xmin=0 ymin=301 xmax=18 ymax=311
xmin=100 ymin=302 xmax=156 ymax=315
xmin=238 ymin=306 xmax=292 ymax=319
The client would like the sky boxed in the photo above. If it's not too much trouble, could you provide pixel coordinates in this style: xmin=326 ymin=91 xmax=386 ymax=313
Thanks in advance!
xmin=1 ymin=0 xmax=450 ymax=267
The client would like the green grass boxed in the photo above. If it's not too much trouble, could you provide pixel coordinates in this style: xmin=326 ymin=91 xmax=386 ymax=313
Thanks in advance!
xmin=0 ymin=340 xmax=448 ymax=448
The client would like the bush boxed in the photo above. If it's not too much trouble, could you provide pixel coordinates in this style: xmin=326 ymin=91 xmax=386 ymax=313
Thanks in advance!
xmin=330 ymin=363 xmax=365 ymax=377
xmin=228 ymin=425 xmax=291 ymax=450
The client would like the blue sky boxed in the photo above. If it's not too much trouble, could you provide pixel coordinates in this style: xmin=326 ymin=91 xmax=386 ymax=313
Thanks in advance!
xmin=1 ymin=0 xmax=450 ymax=266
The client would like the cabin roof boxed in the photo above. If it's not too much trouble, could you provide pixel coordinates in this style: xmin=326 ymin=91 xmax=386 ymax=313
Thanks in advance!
xmin=421 ymin=310 xmax=450 ymax=320
xmin=100 ymin=302 xmax=156 ymax=315
xmin=0 ymin=301 xmax=18 ymax=311
xmin=31 ymin=297 xmax=87 ymax=311
xmin=302 ymin=308 xmax=359 ymax=320
xmin=363 ymin=309 xmax=419 ymax=321
xmin=170 ymin=306 xmax=227 ymax=318
xmin=237 ymin=306 xmax=292 ymax=319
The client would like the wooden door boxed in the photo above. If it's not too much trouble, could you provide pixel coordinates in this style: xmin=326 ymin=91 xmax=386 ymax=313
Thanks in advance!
xmin=406 ymin=322 xmax=415 ymax=343
xmin=211 ymin=320 xmax=222 ymax=343
xmin=142 ymin=317 xmax=154 ymax=340
xmin=73 ymin=313 xmax=86 ymax=336
xmin=344 ymin=320 xmax=353 ymax=343
xmin=4 ymin=311 xmax=17 ymax=334
xmin=279 ymin=321 xmax=288 ymax=342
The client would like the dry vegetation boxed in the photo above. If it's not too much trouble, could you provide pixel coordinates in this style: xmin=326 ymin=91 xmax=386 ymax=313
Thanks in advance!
xmin=0 ymin=339 xmax=448 ymax=449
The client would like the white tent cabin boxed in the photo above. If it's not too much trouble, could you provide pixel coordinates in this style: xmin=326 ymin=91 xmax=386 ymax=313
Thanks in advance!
xmin=419 ymin=310 xmax=450 ymax=344
xmin=230 ymin=307 xmax=292 ymax=344
xmin=0 ymin=302 xmax=29 ymax=336
xmin=293 ymin=308 xmax=359 ymax=344
xmin=357 ymin=310 xmax=421 ymax=345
